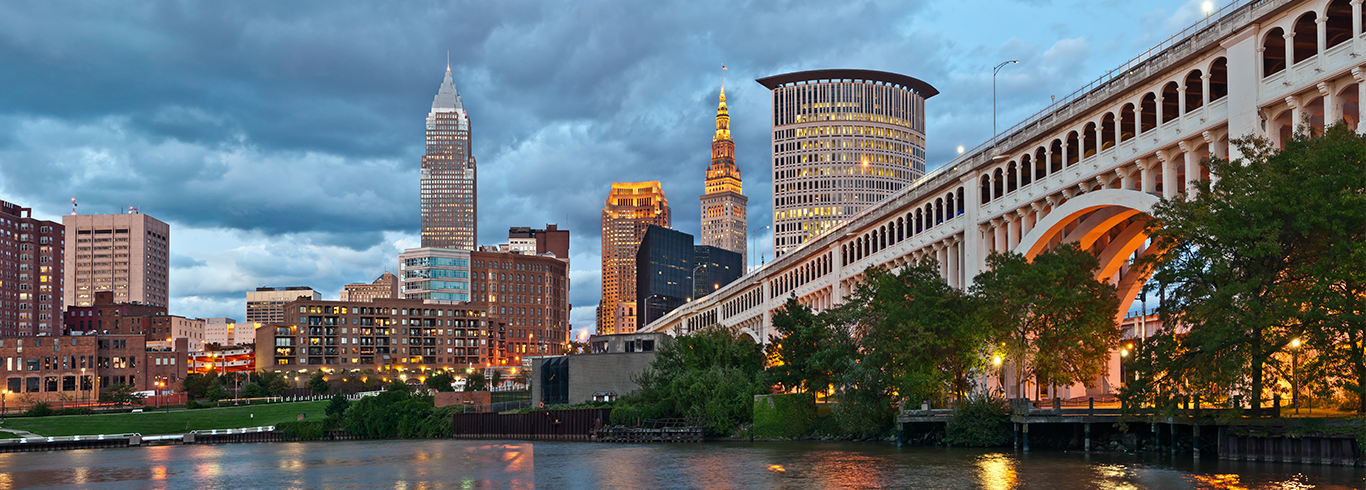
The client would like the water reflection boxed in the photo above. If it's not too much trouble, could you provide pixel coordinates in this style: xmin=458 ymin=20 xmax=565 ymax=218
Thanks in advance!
xmin=976 ymin=453 xmax=1017 ymax=490
xmin=0 ymin=441 xmax=1360 ymax=489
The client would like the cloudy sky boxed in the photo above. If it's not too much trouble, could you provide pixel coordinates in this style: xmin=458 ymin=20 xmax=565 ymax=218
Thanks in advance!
xmin=0 ymin=0 xmax=1214 ymax=337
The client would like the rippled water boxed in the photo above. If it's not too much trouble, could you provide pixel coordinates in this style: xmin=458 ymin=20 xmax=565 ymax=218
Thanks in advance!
xmin=0 ymin=439 xmax=1361 ymax=489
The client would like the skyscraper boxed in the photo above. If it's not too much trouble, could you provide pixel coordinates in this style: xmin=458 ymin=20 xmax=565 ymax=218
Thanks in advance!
xmin=63 ymin=210 xmax=169 ymax=308
xmin=421 ymin=66 xmax=477 ymax=250
xmin=0 ymin=200 xmax=63 ymax=336
xmin=756 ymin=69 xmax=937 ymax=257
xmin=699 ymin=88 xmax=748 ymax=259
xmin=597 ymin=182 xmax=670 ymax=335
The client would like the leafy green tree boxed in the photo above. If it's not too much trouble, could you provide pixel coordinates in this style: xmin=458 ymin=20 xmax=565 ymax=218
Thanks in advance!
xmin=490 ymin=369 xmax=504 ymax=390
xmin=100 ymin=383 xmax=146 ymax=407
xmin=181 ymin=372 xmax=220 ymax=400
xmin=387 ymin=379 xmax=411 ymax=393
xmin=308 ymin=372 xmax=331 ymax=395
xmin=974 ymin=243 xmax=1121 ymax=399
xmin=425 ymin=372 xmax=457 ymax=392
xmin=240 ymin=383 xmax=267 ymax=398
xmin=258 ymin=371 xmax=290 ymax=396
xmin=767 ymin=296 xmax=849 ymax=395
xmin=1137 ymin=125 xmax=1365 ymax=413
xmin=619 ymin=326 xmax=767 ymax=436
xmin=464 ymin=371 xmax=488 ymax=391
xmin=326 ymin=393 xmax=350 ymax=417
xmin=342 ymin=389 xmax=434 ymax=438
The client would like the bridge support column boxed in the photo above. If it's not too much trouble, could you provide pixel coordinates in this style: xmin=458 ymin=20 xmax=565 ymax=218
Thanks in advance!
xmin=1006 ymin=214 xmax=1019 ymax=251
xmin=1193 ymin=424 xmax=1201 ymax=459
xmin=1354 ymin=67 xmax=1365 ymax=135
xmin=1022 ymin=423 xmax=1030 ymax=452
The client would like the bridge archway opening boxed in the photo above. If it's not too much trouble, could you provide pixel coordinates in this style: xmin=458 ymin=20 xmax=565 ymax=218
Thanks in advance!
xmin=1326 ymin=0 xmax=1353 ymax=49
xmin=1161 ymin=82 xmax=1180 ymax=123
xmin=1184 ymin=70 xmax=1203 ymax=112
xmin=1337 ymin=83 xmax=1359 ymax=131
xmin=1263 ymin=28 xmax=1287 ymax=76
xmin=1292 ymin=12 xmax=1318 ymax=64
xmin=1141 ymin=93 xmax=1158 ymax=132
xmin=1209 ymin=58 xmax=1228 ymax=101
xmin=1120 ymin=104 xmax=1136 ymax=141
xmin=1015 ymin=189 xmax=1161 ymax=321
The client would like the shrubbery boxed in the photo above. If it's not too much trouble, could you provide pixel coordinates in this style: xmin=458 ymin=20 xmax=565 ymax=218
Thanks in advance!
xmin=944 ymin=391 xmax=1011 ymax=447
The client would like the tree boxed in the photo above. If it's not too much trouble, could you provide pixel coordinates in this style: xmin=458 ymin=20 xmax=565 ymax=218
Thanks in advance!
xmin=464 ymin=371 xmax=488 ymax=391
xmin=1138 ymin=125 xmax=1366 ymax=413
xmin=618 ymin=326 xmax=767 ymax=436
xmin=308 ymin=372 xmax=331 ymax=395
xmin=425 ymin=372 xmax=456 ymax=392
xmin=100 ymin=383 xmax=146 ymax=407
xmin=490 ymin=369 xmax=504 ymax=390
xmin=767 ymin=296 xmax=849 ymax=396
xmin=182 ymin=372 xmax=221 ymax=400
xmin=326 ymin=393 xmax=350 ymax=417
xmin=974 ymin=243 xmax=1121 ymax=399
xmin=258 ymin=371 xmax=290 ymax=396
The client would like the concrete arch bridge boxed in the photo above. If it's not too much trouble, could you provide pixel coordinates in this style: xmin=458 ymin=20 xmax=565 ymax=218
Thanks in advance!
xmin=645 ymin=0 xmax=1365 ymax=400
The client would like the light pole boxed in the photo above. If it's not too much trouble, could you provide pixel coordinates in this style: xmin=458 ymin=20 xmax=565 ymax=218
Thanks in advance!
xmin=1 ymin=389 xmax=7 ymax=421
xmin=1290 ymin=338 xmax=1301 ymax=414
xmin=749 ymin=225 xmax=770 ymax=272
xmin=992 ymin=60 xmax=1019 ymax=148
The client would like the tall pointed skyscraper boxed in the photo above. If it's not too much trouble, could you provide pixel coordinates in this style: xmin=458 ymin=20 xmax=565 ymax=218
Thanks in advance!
xmin=421 ymin=66 xmax=477 ymax=250
xmin=699 ymin=88 xmax=747 ymax=258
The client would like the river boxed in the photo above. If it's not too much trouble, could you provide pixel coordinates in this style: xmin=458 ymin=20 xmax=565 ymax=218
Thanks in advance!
xmin=0 ymin=439 xmax=1361 ymax=489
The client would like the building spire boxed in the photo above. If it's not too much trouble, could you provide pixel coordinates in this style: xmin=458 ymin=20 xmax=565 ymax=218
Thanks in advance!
xmin=431 ymin=64 xmax=463 ymax=112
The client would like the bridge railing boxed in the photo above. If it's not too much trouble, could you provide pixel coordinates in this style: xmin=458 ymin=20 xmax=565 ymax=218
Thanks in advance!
xmin=944 ymin=0 xmax=1283 ymax=172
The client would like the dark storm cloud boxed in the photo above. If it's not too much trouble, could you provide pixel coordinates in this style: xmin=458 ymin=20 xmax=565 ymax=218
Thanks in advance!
xmin=0 ymin=0 xmax=1195 ymax=328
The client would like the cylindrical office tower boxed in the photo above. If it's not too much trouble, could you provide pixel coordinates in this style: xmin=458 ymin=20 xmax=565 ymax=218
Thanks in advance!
xmin=757 ymin=69 xmax=937 ymax=258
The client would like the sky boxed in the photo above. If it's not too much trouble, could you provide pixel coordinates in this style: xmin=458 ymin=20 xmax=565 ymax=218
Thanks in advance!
xmin=0 ymin=0 xmax=1215 ymax=338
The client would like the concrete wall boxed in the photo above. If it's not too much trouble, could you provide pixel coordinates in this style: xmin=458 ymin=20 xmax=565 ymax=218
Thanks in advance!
xmin=567 ymin=352 xmax=655 ymax=405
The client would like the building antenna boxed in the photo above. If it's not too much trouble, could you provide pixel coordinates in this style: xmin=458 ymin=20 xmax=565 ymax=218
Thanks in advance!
xmin=721 ymin=64 xmax=727 ymax=92
xmin=446 ymin=50 xmax=450 ymax=71
xmin=70 ymin=197 xmax=77 ymax=216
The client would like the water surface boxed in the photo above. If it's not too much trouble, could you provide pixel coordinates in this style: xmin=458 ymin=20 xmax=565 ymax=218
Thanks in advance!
xmin=0 ymin=439 xmax=1361 ymax=489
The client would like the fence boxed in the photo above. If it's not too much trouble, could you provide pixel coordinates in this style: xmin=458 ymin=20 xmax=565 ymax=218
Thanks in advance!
xmin=451 ymin=408 xmax=612 ymax=440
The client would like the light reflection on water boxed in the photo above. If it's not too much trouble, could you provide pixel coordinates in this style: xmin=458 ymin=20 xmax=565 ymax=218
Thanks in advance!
xmin=0 ymin=440 xmax=1359 ymax=489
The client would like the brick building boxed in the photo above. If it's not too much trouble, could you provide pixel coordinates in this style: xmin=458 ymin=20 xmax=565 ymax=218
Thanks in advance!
xmin=62 ymin=291 xmax=166 ymax=339
xmin=469 ymin=250 xmax=571 ymax=363
xmin=0 ymin=200 xmax=64 ymax=337
xmin=339 ymin=272 xmax=400 ymax=302
xmin=254 ymin=298 xmax=508 ymax=374
xmin=0 ymin=334 xmax=188 ymax=407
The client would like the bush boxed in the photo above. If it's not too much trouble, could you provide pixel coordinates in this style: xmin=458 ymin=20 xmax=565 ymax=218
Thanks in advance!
xmin=276 ymin=420 xmax=328 ymax=441
xmin=415 ymin=405 xmax=470 ymax=438
xmin=753 ymin=393 xmax=817 ymax=438
xmin=55 ymin=407 xmax=93 ymax=416
xmin=944 ymin=392 xmax=1011 ymax=447
xmin=23 ymin=402 xmax=53 ymax=417
xmin=326 ymin=394 xmax=350 ymax=418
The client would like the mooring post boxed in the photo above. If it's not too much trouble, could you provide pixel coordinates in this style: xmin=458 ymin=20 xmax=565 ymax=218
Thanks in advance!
xmin=896 ymin=423 xmax=903 ymax=448
xmin=1192 ymin=424 xmax=1200 ymax=459
xmin=1022 ymin=423 xmax=1030 ymax=452
xmin=1013 ymin=422 xmax=1019 ymax=450
xmin=1170 ymin=422 xmax=1177 ymax=456
xmin=1084 ymin=423 xmax=1091 ymax=452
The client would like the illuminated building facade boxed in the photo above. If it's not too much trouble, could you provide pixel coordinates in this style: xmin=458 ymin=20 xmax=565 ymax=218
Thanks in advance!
xmin=470 ymin=249 xmax=571 ymax=362
xmin=253 ymin=298 xmax=506 ymax=371
xmin=421 ymin=66 xmax=477 ymax=251
xmin=756 ymin=69 xmax=937 ymax=257
xmin=63 ymin=210 xmax=169 ymax=308
xmin=246 ymin=286 xmax=320 ymax=325
xmin=699 ymin=88 xmax=748 ymax=258
xmin=0 ymin=200 xmax=63 ymax=337
xmin=596 ymin=182 xmax=670 ymax=335
xmin=399 ymin=248 xmax=471 ymax=303
xmin=340 ymin=272 xmax=400 ymax=302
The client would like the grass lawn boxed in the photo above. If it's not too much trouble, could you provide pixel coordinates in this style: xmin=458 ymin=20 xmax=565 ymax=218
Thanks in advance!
xmin=0 ymin=400 xmax=329 ymax=437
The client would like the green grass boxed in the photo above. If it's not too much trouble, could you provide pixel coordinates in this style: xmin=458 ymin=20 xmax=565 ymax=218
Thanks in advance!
xmin=0 ymin=401 xmax=329 ymax=437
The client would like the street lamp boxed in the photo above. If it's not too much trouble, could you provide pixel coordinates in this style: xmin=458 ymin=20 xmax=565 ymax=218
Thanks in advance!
xmin=1 ymin=389 xmax=8 ymax=421
xmin=749 ymin=225 xmax=771 ymax=271
xmin=992 ymin=60 xmax=1020 ymax=149
xmin=1290 ymin=338 xmax=1301 ymax=414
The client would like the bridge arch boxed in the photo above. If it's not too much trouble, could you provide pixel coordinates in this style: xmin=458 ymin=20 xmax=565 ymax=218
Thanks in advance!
xmin=1014 ymin=189 xmax=1161 ymax=320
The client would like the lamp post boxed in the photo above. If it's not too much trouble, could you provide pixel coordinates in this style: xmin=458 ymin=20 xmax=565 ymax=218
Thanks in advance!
xmin=1 ymin=389 xmax=7 ymax=421
xmin=992 ymin=60 xmax=1019 ymax=148
xmin=749 ymin=225 xmax=770 ymax=272
xmin=81 ymin=367 xmax=87 ymax=408
xmin=1290 ymin=338 xmax=1301 ymax=414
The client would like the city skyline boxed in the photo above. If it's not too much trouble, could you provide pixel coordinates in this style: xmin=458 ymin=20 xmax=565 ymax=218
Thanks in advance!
xmin=0 ymin=0 xmax=1217 ymax=337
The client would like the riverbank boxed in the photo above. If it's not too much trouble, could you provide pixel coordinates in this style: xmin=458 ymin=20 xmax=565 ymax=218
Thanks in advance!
xmin=0 ymin=400 xmax=328 ymax=437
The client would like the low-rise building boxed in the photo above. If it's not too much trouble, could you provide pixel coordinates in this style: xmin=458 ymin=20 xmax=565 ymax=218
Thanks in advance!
xmin=528 ymin=332 xmax=668 ymax=406
xmin=340 ymin=272 xmax=400 ymax=302
xmin=246 ymin=286 xmax=320 ymax=325
xmin=0 ymin=334 xmax=188 ymax=406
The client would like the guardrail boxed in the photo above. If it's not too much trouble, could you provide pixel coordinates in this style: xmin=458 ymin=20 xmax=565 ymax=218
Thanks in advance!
xmin=191 ymin=426 xmax=276 ymax=436
xmin=0 ymin=432 xmax=139 ymax=444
